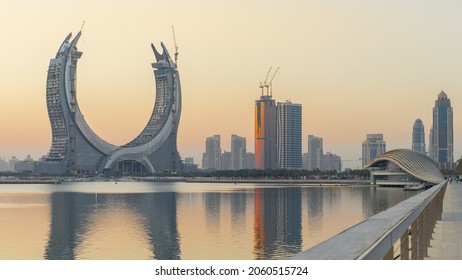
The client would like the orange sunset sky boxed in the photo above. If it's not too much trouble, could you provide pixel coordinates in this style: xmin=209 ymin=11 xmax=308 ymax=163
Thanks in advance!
xmin=1 ymin=0 xmax=462 ymax=169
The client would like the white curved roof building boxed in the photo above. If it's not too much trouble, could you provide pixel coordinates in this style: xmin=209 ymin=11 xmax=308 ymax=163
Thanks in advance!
xmin=365 ymin=149 xmax=445 ymax=186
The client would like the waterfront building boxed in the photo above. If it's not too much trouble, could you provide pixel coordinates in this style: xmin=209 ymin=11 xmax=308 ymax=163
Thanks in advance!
xmin=255 ymin=95 xmax=277 ymax=169
xmin=221 ymin=151 xmax=232 ymax=170
xmin=245 ymin=153 xmax=256 ymax=169
xmin=204 ymin=135 xmax=221 ymax=170
xmin=9 ymin=156 xmax=18 ymax=172
xmin=183 ymin=157 xmax=199 ymax=172
xmin=184 ymin=157 xmax=194 ymax=165
xmin=362 ymin=134 xmax=386 ymax=168
xmin=431 ymin=91 xmax=454 ymax=170
xmin=0 ymin=158 xmax=7 ymax=172
xmin=366 ymin=149 xmax=445 ymax=187
xmin=308 ymin=135 xmax=323 ymax=171
xmin=231 ymin=135 xmax=246 ymax=170
xmin=36 ymin=31 xmax=182 ymax=175
xmin=412 ymin=119 xmax=426 ymax=154
xmin=429 ymin=126 xmax=434 ymax=160
xmin=322 ymin=153 xmax=341 ymax=172
xmin=277 ymin=101 xmax=302 ymax=169
xmin=302 ymin=153 xmax=309 ymax=170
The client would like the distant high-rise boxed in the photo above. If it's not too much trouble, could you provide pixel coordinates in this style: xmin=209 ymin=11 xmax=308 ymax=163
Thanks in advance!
xmin=221 ymin=151 xmax=232 ymax=170
xmin=204 ymin=135 xmax=221 ymax=170
xmin=322 ymin=153 xmax=341 ymax=172
xmin=431 ymin=91 xmax=454 ymax=169
xmin=231 ymin=135 xmax=246 ymax=170
xmin=412 ymin=119 xmax=426 ymax=154
xmin=277 ymin=101 xmax=302 ymax=169
xmin=362 ymin=134 xmax=386 ymax=168
xmin=245 ymin=153 xmax=256 ymax=169
xmin=255 ymin=95 xmax=277 ymax=169
xmin=308 ymin=135 xmax=323 ymax=171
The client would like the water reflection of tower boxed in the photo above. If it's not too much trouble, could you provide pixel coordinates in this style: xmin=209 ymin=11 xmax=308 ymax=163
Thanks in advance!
xmin=204 ymin=193 xmax=221 ymax=233
xmin=44 ymin=192 xmax=94 ymax=260
xmin=45 ymin=192 xmax=181 ymax=260
xmin=305 ymin=187 xmax=324 ymax=230
xmin=253 ymin=188 xmax=302 ymax=259
xmin=137 ymin=192 xmax=181 ymax=260
xmin=230 ymin=192 xmax=247 ymax=233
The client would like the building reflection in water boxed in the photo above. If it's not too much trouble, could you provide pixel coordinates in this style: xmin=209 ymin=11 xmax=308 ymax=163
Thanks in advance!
xmin=41 ymin=184 xmax=417 ymax=260
xmin=253 ymin=187 xmax=302 ymax=259
xmin=44 ymin=192 xmax=180 ymax=260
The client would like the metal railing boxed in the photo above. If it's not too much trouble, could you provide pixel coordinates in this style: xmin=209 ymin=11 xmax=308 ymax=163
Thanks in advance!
xmin=292 ymin=180 xmax=447 ymax=260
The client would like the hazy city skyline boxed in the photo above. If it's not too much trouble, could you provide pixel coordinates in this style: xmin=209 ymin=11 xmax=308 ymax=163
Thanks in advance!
xmin=1 ymin=1 xmax=461 ymax=169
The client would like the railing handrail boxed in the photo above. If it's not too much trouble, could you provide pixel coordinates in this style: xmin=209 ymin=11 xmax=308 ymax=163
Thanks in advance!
xmin=292 ymin=180 xmax=448 ymax=260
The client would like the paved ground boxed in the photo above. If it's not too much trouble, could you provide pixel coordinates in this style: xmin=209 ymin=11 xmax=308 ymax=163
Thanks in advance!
xmin=426 ymin=181 xmax=462 ymax=259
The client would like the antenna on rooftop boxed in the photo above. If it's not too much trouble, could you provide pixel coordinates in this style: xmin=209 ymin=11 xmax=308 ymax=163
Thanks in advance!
xmin=80 ymin=20 xmax=86 ymax=32
xmin=172 ymin=26 xmax=179 ymax=66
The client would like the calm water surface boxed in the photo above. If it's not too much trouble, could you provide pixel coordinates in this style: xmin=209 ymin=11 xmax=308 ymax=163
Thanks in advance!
xmin=0 ymin=182 xmax=417 ymax=260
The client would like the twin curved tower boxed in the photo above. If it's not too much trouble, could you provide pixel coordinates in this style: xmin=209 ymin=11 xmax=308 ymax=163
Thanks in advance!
xmin=36 ymin=31 xmax=182 ymax=175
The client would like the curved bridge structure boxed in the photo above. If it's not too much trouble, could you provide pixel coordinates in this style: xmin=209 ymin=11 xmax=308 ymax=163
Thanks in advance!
xmin=36 ymin=31 xmax=182 ymax=175
xmin=365 ymin=149 xmax=445 ymax=185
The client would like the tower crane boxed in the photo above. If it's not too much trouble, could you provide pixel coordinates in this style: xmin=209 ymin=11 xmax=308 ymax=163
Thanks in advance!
xmin=266 ymin=67 xmax=279 ymax=97
xmin=259 ymin=66 xmax=272 ymax=96
xmin=172 ymin=26 xmax=179 ymax=66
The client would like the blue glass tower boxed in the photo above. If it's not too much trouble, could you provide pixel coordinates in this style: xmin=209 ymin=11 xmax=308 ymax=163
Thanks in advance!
xmin=412 ymin=119 xmax=426 ymax=154
xmin=431 ymin=91 xmax=453 ymax=170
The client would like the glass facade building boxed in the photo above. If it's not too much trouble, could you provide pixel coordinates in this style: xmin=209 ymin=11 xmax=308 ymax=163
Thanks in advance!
xmin=362 ymin=134 xmax=386 ymax=168
xmin=431 ymin=91 xmax=454 ymax=170
xmin=255 ymin=96 xmax=277 ymax=169
xmin=308 ymin=135 xmax=323 ymax=171
xmin=277 ymin=101 xmax=302 ymax=169
xmin=412 ymin=119 xmax=426 ymax=154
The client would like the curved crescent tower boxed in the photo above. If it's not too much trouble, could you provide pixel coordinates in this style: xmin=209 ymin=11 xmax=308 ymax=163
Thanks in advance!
xmin=36 ymin=31 xmax=182 ymax=175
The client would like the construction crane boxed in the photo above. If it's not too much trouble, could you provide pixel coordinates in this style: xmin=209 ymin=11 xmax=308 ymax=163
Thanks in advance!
xmin=259 ymin=66 xmax=272 ymax=96
xmin=266 ymin=66 xmax=279 ymax=96
xmin=172 ymin=26 xmax=179 ymax=66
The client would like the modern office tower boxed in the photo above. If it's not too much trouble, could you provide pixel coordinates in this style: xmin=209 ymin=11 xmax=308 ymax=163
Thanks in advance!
xmin=245 ymin=153 xmax=256 ymax=169
xmin=322 ymin=153 xmax=341 ymax=171
xmin=431 ymin=91 xmax=454 ymax=169
xmin=429 ymin=126 xmax=434 ymax=160
xmin=308 ymin=135 xmax=323 ymax=170
xmin=221 ymin=151 xmax=232 ymax=170
xmin=362 ymin=134 xmax=386 ymax=168
xmin=302 ymin=153 xmax=309 ymax=170
xmin=277 ymin=101 xmax=302 ymax=169
xmin=255 ymin=95 xmax=277 ymax=169
xmin=204 ymin=135 xmax=221 ymax=170
xmin=36 ymin=31 xmax=182 ymax=175
xmin=9 ymin=156 xmax=18 ymax=172
xmin=231 ymin=135 xmax=246 ymax=170
xmin=412 ymin=119 xmax=426 ymax=154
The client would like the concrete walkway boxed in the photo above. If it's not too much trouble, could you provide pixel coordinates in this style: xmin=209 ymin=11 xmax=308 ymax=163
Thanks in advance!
xmin=426 ymin=181 xmax=462 ymax=259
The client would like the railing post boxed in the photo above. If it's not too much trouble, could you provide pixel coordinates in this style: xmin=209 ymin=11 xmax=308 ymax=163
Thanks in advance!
xmin=411 ymin=220 xmax=418 ymax=259
xmin=400 ymin=230 xmax=409 ymax=260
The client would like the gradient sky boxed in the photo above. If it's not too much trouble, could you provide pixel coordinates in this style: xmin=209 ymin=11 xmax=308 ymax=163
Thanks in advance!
xmin=1 ymin=0 xmax=461 ymax=169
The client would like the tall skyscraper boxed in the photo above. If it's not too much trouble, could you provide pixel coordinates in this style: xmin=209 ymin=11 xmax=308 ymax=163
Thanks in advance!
xmin=255 ymin=95 xmax=277 ymax=169
xmin=308 ymin=135 xmax=323 ymax=170
xmin=412 ymin=119 xmax=426 ymax=154
xmin=362 ymin=134 xmax=386 ymax=168
xmin=431 ymin=91 xmax=454 ymax=170
xmin=204 ymin=135 xmax=221 ymax=170
xmin=277 ymin=101 xmax=302 ymax=169
xmin=231 ymin=135 xmax=246 ymax=170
